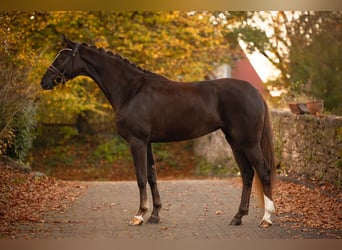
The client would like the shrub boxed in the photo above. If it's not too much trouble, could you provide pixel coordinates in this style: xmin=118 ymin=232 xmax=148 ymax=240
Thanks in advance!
xmin=5 ymin=104 xmax=37 ymax=162
xmin=0 ymin=14 xmax=38 ymax=162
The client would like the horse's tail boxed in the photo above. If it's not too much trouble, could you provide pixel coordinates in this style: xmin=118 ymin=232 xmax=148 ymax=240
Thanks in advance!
xmin=253 ymin=99 xmax=276 ymax=208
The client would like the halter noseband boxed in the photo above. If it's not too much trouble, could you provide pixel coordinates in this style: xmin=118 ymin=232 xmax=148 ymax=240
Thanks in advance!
xmin=48 ymin=43 xmax=80 ymax=85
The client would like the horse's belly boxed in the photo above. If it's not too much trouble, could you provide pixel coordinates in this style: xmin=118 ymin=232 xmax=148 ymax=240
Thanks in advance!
xmin=150 ymin=113 xmax=221 ymax=142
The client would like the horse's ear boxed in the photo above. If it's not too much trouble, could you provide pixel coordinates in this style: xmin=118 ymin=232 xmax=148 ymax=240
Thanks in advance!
xmin=60 ymin=33 xmax=75 ymax=48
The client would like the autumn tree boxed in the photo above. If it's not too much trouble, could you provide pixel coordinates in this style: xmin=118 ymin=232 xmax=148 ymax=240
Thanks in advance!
xmin=0 ymin=12 xmax=39 ymax=161
xmin=1 ymin=11 xmax=246 ymax=161
xmin=28 ymin=11 xmax=244 ymax=125
xmin=287 ymin=11 xmax=342 ymax=113
xmin=226 ymin=11 xmax=342 ymax=113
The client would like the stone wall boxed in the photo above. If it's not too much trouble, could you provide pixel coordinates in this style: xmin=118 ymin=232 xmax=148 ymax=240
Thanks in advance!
xmin=271 ymin=110 xmax=342 ymax=185
xmin=193 ymin=110 xmax=342 ymax=186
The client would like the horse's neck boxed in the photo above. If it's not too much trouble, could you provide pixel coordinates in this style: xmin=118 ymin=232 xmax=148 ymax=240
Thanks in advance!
xmin=80 ymin=47 xmax=145 ymax=110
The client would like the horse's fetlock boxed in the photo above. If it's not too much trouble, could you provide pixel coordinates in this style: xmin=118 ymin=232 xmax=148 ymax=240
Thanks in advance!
xmin=154 ymin=203 xmax=162 ymax=209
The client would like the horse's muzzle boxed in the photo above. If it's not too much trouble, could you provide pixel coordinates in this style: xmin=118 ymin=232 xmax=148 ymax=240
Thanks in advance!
xmin=41 ymin=81 xmax=54 ymax=90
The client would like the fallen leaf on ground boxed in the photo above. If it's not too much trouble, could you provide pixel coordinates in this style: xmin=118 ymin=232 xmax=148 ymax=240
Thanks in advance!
xmin=0 ymin=163 xmax=86 ymax=237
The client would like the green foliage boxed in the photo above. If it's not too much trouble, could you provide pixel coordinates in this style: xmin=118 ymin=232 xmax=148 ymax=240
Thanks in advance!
xmin=0 ymin=12 xmax=39 ymax=161
xmin=58 ymin=126 xmax=79 ymax=142
xmin=0 ymin=128 xmax=14 ymax=156
xmin=43 ymin=145 xmax=74 ymax=168
xmin=29 ymin=11 xmax=241 ymax=126
xmin=34 ymin=125 xmax=79 ymax=148
xmin=93 ymin=136 xmax=131 ymax=163
xmin=288 ymin=13 xmax=342 ymax=113
xmin=337 ymin=127 xmax=342 ymax=143
xmin=153 ymin=143 xmax=179 ymax=168
xmin=6 ymin=104 xmax=37 ymax=162
xmin=195 ymin=157 xmax=239 ymax=177
xmin=37 ymin=78 xmax=107 ymax=125
xmin=0 ymin=11 xmax=248 ymax=166
xmin=229 ymin=11 xmax=342 ymax=114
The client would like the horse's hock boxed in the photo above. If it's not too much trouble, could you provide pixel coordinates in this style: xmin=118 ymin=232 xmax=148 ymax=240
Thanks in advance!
xmin=193 ymin=110 xmax=342 ymax=186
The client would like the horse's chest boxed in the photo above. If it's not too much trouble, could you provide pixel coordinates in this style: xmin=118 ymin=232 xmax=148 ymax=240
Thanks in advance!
xmin=115 ymin=113 xmax=150 ymax=141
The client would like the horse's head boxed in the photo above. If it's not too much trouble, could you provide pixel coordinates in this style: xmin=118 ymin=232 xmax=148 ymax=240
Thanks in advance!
xmin=41 ymin=34 xmax=81 ymax=90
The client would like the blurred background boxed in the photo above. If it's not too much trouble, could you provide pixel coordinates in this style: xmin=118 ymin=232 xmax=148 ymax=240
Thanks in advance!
xmin=1 ymin=11 xmax=341 ymax=180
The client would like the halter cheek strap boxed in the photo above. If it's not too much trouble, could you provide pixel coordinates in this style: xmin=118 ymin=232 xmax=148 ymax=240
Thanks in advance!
xmin=73 ymin=43 xmax=80 ymax=56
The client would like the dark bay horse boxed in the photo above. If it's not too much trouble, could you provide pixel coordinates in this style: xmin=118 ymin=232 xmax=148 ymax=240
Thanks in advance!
xmin=41 ymin=35 xmax=276 ymax=227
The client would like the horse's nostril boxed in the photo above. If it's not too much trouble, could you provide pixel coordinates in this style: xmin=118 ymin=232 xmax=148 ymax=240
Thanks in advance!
xmin=54 ymin=77 xmax=63 ymax=84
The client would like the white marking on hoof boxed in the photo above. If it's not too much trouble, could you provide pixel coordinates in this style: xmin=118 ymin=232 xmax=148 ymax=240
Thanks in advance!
xmin=258 ymin=220 xmax=272 ymax=228
xmin=129 ymin=215 xmax=144 ymax=226
xmin=259 ymin=195 xmax=275 ymax=227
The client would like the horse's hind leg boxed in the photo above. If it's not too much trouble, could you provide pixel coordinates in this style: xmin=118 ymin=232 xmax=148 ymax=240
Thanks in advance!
xmin=244 ymin=145 xmax=275 ymax=227
xmin=146 ymin=143 xmax=162 ymax=224
xmin=229 ymin=146 xmax=255 ymax=226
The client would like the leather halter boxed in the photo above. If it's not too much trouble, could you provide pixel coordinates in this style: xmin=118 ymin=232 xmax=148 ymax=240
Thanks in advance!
xmin=47 ymin=43 xmax=80 ymax=85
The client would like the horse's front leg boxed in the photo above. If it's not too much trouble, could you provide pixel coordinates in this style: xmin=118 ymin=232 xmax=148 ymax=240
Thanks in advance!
xmin=128 ymin=138 xmax=148 ymax=226
xmin=146 ymin=143 xmax=162 ymax=224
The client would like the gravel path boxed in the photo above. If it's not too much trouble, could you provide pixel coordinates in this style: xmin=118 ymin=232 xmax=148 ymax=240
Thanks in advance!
xmin=14 ymin=179 xmax=341 ymax=239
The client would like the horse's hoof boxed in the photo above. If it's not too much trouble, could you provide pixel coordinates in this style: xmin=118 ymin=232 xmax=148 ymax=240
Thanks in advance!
xmin=229 ymin=218 xmax=242 ymax=226
xmin=258 ymin=219 xmax=272 ymax=228
xmin=147 ymin=215 xmax=160 ymax=224
xmin=129 ymin=215 xmax=144 ymax=226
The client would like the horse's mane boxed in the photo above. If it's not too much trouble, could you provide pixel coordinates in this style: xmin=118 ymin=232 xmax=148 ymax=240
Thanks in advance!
xmin=81 ymin=43 xmax=152 ymax=74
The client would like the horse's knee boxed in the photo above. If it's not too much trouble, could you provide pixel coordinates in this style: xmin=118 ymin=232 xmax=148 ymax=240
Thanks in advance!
xmin=136 ymin=178 xmax=147 ymax=189
xmin=147 ymin=174 xmax=157 ymax=186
